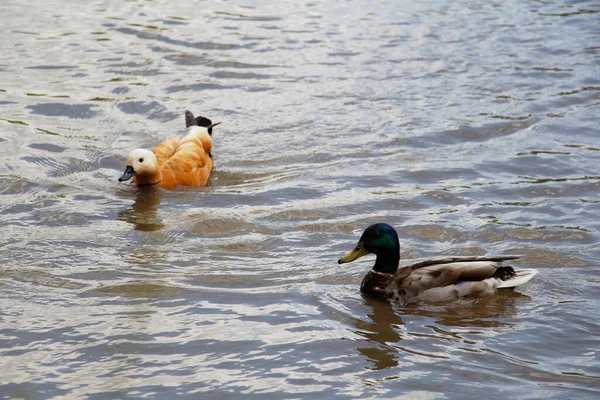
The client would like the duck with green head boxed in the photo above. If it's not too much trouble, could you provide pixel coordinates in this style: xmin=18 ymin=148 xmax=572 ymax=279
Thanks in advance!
xmin=339 ymin=223 xmax=538 ymax=303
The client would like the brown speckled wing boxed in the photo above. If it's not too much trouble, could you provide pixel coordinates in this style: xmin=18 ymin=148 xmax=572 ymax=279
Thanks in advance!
xmin=401 ymin=260 xmax=510 ymax=293
xmin=402 ymin=256 xmax=519 ymax=271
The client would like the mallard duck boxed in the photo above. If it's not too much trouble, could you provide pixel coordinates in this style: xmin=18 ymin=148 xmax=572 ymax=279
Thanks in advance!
xmin=118 ymin=110 xmax=220 ymax=190
xmin=338 ymin=223 xmax=538 ymax=303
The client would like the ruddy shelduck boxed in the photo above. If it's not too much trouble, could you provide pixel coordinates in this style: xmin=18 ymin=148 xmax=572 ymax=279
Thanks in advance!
xmin=118 ymin=110 xmax=221 ymax=190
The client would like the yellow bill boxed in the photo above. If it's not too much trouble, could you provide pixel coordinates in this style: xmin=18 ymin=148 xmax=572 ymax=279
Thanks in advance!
xmin=338 ymin=241 xmax=369 ymax=264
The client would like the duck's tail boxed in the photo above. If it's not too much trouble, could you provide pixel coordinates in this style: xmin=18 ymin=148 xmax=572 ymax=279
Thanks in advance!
xmin=185 ymin=110 xmax=219 ymax=135
xmin=195 ymin=115 xmax=215 ymax=135
xmin=496 ymin=268 xmax=539 ymax=289
xmin=185 ymin=110 xmax=198 ymax=128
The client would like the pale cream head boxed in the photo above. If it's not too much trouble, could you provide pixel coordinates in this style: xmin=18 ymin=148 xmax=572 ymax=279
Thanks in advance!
xmin=126 ymin=149 xmax=158 ymax=176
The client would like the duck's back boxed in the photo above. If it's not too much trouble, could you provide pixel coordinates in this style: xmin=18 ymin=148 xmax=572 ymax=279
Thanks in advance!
xmin=395 ymin=256 xmax=535 ymax=301
xmin=153 ymin=127 xmax=213 ymax=189
xmin=400 ymin=259 xmax=505 ymax=287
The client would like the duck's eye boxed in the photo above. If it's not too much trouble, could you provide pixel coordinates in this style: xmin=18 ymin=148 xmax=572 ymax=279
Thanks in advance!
xmin=139 ymin=158 xmax=144 ymax=163
xmin=374 ymin=231 xmax=382 ymax=237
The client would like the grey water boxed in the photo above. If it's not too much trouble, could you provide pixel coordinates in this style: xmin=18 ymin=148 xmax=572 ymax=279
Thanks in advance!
xmin=1 ymin=0 xmax=599 ymax=398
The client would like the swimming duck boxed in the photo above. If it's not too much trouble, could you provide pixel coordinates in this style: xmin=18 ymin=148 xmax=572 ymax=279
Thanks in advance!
xmin=118 ymin=110 xmax=220 ymax=190
xmin=338 ymin=223 xmax=538 ymax=303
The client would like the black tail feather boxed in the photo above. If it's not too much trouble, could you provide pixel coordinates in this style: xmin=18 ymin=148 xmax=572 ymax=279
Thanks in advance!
xmin=184 ymin=111 xmax=216 ymax=135
xmin=195 ymin=115 xmax=214 ymax=135
xmin=185 ymin=110 xmax=198 ymax=128
xmin=492 ymin=266 xmax=515 ymax=280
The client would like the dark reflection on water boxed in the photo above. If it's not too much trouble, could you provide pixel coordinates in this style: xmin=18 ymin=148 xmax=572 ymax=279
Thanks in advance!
xmin=403 ymin=290 xmax=532 ymax=329
xmin=1 ymin=0 xmax=600 ymax=398
xmin=117 ymin=186 xmax=165 ymax=231
xmin=354 ymin=299 xmax=404 ymax=371
xmin=351 ymin=290 xmax=536 ymax=372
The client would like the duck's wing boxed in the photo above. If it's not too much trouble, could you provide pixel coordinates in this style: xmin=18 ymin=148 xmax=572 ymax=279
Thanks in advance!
xmin=159 ymin=133 xmax=213 ymax=188
xmin=402 ymin=256 xmax=519 ymax=271
xmin=152 ymin=138 xmax=180 ymax=166
xmin=397 ymin=256 xmax=520 ymax=292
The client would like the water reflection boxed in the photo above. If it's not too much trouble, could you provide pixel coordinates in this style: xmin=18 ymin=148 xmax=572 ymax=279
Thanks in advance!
xmin=404 ymin=290 xmax=532 ymax=329
xmin=350 ymin=291 xmax=534 ymax=371
xmin=117 ymin=186 xmax=165 ymax=231
xmin=353 ymin=299 xmax=404 ymax=370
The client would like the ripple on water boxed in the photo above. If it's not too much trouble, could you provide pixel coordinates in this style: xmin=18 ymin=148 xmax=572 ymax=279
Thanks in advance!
xmin=188 ymin=218 xmax=276 ymax=237
xmin=26 ymin=103 xmax=99 ymax=119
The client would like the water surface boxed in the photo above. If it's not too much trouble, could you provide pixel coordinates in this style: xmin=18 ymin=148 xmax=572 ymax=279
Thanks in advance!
xmin=1 ymin=0 xmax=599 ymax=398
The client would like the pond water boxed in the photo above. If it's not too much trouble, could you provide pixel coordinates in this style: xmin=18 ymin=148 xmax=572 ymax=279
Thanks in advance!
xmin=1 ymin=0 xmax=599 ymax=398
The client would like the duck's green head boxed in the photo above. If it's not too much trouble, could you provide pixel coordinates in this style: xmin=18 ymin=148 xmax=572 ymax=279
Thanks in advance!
xmin=338 ymin=223 xmax=400 ymax=274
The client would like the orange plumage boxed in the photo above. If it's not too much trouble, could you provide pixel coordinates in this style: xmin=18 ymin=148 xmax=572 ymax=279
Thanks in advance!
xmin=118 ymin=111 xmax=220 ymax=190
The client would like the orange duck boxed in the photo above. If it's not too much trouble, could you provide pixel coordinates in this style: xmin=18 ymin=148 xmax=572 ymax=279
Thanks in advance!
xmin=118 ymin=111 xmax=220 ymax=190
